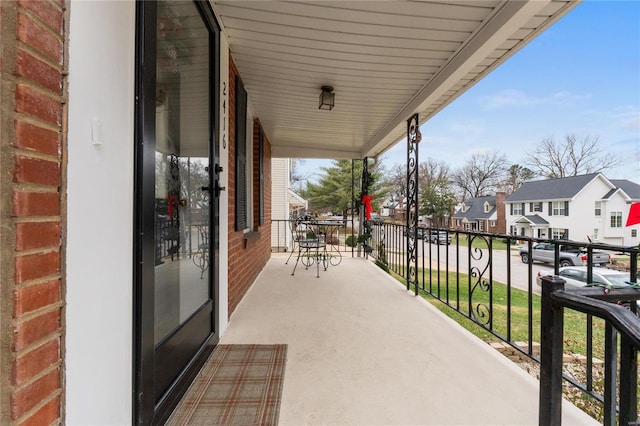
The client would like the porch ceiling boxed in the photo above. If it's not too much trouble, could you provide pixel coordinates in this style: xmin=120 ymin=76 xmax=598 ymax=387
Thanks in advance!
xmin=210 ymin=1 xmax=579 ymax=159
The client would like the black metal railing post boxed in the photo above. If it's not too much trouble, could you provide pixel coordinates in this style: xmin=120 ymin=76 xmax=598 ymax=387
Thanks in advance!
xmin=603 ymin=323 xmax=617 ymax=426
xmin=619 ymin=333 xmax=638 ymax=425
xmin=361 ymin=157 xmax=370 ymax=258
xmin=406 ymin=113 xmax=420 ymax=295
xmin=620 ymin=248 xmax=638 ymax=426
xmin=539 ymin=275 xmax=565 ymax=426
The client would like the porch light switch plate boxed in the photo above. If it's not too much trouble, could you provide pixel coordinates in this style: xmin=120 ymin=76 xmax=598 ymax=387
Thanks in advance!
xmin=91 ymin=118 xmax=103 ymax=145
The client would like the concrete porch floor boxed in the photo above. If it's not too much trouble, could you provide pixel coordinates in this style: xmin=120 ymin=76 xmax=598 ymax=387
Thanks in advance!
xmin=220 ymin=255 xmax=597 ymax=425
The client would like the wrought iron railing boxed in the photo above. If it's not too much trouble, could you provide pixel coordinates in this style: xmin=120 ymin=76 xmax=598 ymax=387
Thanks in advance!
xmin=539 ymin=276 xmax=639 ymax=425
xmin=155 ymin=218 xmax=209 ymax=277
xmin=367 ymin=223 xmax=640 ymax=422
xmin=271 ymin=218 xmax=358 ymax=257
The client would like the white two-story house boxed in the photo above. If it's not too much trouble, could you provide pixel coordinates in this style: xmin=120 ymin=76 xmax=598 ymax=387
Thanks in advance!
xmin=505 ymin=173 xmax=640 ymax=246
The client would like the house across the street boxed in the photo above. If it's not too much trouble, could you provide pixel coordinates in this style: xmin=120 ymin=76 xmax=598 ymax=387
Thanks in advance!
xmin=452 ymin=192 xmax=506 ymax=234
xmin=505 ymin=173 xmax=640 ymax=246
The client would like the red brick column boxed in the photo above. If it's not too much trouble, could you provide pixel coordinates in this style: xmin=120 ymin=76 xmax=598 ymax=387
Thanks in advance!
xmin=1 ymin=1 xmax=66 ymax=424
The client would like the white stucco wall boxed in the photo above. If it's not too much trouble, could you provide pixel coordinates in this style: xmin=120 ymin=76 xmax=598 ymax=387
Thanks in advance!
xmin=218 ymin=34 xmax=229 ymax=334
xmin=66 ymin=1 xmax=135 ymax=424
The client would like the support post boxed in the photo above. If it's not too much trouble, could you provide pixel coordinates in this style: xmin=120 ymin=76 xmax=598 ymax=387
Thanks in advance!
xmin=603 ymin=324 xmax=617 ymax=426
xmin=351 ymin=159 xmax=355 ymax=258
xmin=619 ymin=334 xmax=638 ymax=425
xmin=539 ymin=275 xmax=565 ymax=426
xmin=361 ymin=157 xmax=370 ymax=258
xmin=406 ymin=114 xmax=420 ymax=295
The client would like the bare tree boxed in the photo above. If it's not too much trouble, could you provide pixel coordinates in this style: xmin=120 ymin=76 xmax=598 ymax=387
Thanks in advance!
xmin=418 ymin=158 xmax=451 ymax=187
xmin=290 ymin=159 xmax=310 ymax=191
xmin=385 ymin=163 xmax=407 ymax=202
xmin=451 ymin=152 xmax=508 ymax=201
xmin=524 ymin=134 xmax=620 ymax=178
xmin=497 ymin=164 xmax=536 ymax=195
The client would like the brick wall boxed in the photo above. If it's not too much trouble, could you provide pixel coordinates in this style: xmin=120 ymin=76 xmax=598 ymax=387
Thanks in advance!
xmin=494 ymin=192 xmax=506 ymax=233
xmin=227 ymin=58 xmax=272 ymax=316
xmin=1 ymin=1 xmax=66 ymax=424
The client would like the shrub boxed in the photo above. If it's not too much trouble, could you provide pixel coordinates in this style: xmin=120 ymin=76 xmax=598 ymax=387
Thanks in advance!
xmin=345 ymin=235 xmax=358 ymax=247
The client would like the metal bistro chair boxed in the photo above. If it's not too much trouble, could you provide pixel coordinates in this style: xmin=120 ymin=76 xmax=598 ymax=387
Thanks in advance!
xmin=285 ymin=214 xmax=305 ymax=265
xmin=291 ymin=216 xmax=327 ymax=278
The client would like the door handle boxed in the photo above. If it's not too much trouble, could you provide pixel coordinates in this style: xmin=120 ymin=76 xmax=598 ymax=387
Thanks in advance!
xmin=214 ymin=181 xmax=226 ymax=197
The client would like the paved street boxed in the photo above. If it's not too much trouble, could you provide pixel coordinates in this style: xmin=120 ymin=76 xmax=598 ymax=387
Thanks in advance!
xmin=420 ymin=242 xmax=556 ymax=295
xmin=372 ymin=231 xmax=557 ymax=295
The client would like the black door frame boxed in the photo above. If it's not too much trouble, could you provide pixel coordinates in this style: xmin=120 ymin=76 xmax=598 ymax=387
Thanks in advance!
xmin=133 ymin=1 xmax=221 ymax=424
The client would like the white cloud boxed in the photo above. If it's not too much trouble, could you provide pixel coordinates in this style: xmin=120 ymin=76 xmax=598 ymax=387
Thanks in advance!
xmin=483 ymin=89 xmax=534 ymax=109
xmin=449 ymin=119 xmax=485 ymax=135
xmin=620 ymin=116 xmax=640 ymax=129
xmin=482 ymin=89 xmax=591 ymax=110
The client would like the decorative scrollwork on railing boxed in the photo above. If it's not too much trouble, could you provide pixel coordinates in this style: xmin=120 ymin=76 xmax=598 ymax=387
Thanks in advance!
xmin=468 ymin=234 xmax=492 ymax=326
xmin=406 ymin=114 xmax=420 ymax=293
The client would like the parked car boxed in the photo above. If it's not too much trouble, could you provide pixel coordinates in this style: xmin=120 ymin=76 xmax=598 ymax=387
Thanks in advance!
xmin=403 ymin=225 xmax=426 ymax=238
xmin=519 ymin=242 xmax=610 ymax=267
xmin=536 ymin=266 xmax=639 ymax=291
xmin=429 ymin=230 xmax=451 ymax=245
xmin=370 ymin=215 xmax=384 ymax=225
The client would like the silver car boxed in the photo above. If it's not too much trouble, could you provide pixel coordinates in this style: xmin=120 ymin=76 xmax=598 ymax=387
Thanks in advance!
xmin=429 ymin=230 xmax=451 ymax=245
xmin=536 ymin=266 xmax=639 ymax=290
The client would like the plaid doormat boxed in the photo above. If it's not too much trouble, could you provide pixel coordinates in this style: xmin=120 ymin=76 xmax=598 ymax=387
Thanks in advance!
xmin=166 ymin=344 xmax=288 ymax=425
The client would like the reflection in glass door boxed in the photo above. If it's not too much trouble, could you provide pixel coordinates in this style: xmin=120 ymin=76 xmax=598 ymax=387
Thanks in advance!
xmin=154 ymin=152 xmax=210 ymax=342
xmin=135 ymin=1 xmax=219 ymax=423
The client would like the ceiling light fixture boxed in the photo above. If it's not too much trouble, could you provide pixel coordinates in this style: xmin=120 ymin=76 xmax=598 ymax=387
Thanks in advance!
xmin=319 ymin=86 xmax=335 ymax=110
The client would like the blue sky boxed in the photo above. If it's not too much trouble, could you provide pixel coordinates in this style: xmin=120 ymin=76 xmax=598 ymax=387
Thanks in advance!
xmin=300 ymin=0 xmax=640 ymax=183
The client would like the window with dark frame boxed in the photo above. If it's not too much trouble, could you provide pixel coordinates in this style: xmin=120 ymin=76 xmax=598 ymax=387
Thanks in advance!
xmin=258 ymin=127 xmax=264 ymax=226
xmin=235 ymin=76 xmax=247 ymax=231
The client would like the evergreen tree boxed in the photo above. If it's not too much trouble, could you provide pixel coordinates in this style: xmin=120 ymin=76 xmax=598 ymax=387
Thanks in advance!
xmin=301 ymin=159 xmax=387 ymax=215
xmin=418 ymin=171 xmax=456 ymax=226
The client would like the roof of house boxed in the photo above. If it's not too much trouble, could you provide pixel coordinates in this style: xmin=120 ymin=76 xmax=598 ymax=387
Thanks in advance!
xmin=452 ymin=195 xmax=496 ymax=220
xmin=506 ymin=174 xmax=640 ymax=203
xmin=288 ymin=188 xmax=307 ymax=208
xmin=506 ymin=173 xmax=601 ymax=202
xmin=609 ymin=179 xmax=640 ymax=199
xmin=515 ymin=214 xmax=549 ymax=225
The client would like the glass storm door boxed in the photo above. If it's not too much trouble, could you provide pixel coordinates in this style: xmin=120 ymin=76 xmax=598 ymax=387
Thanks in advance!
xmin=135 ymin=1 xmax=220 ymax=423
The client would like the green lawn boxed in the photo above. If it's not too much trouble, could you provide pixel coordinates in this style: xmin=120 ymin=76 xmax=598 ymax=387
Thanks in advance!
xmin=453 ymin=235 xmax=515 ymax=251
xmin=391 ymin=267 xmax=607 ymax=359
xmin=386 ymin=257 xmax=639 ymax=422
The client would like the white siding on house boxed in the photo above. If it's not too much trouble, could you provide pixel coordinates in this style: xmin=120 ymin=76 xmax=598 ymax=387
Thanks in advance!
xmin=602 ymin=193 xmax=630 ymax=245
xmin=566 ymin=177 xmax=612 ymax=242
xmin=271 ymin=158 xmax=290 ymax=250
